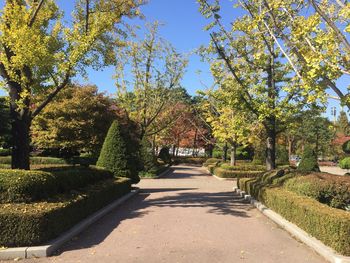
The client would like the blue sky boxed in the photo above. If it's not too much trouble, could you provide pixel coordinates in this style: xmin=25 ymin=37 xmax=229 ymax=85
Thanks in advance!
xmin=0 ymin=0 xmax=346 ymax=119
xmin=59 ymin=0 xmax=227 ymax=97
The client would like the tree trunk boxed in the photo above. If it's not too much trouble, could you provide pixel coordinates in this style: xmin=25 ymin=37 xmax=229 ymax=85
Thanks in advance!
xmin=266 ymin=126 xmax=276 ymax=170
xmin=172 ymin=144 xmax=176 ymax=157
xmin=223 ymin=142 xmax=228 ymax=162
xmin=287 ymin=135 xmax=293 ymax=161
xmin=9 ymin=81 xmax=31 ymax=170
xmin=230 ymin=143 xmax=236 ymax=166
xmin=265 ymin=47 xmax=277 ymax=171
xmin=192 ymin=128 xmax=198 ymax=157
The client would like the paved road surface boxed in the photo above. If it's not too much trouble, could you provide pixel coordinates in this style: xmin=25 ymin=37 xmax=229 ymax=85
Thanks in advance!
xmin=22 ymin=165 xmax=325 ymax=263
xmin=320 ymin=166 xmax=349 ymax=176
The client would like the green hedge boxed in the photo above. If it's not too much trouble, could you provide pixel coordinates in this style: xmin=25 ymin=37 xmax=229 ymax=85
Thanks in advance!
xmin=219 ymin=163 xmax=266 ymax=171
xmin=139 ymin=165 xmax=169 ymax=178
xmin=262 ymin=188 xmax=350 ymax=256
xmin=214 ymin=167 xmax=263 ymax=179
xmin=0 ymin=156 xmax=68 ymax=165
xmin=203 ymin=158 xmax=221 ymax=167
xmin=173 ymin=156 xmax=207 ymax=165
xmin=0 ymin=149 xmax=11 ymax=156
xmin=0 ymin=167 xmax=113 ymax=203
xmin=339 ymin=157 xmax=350 ymax=169
xmin=238 ymin=171 xmax=350 ymax=256
xmin=283 ymin=173 xmax=350 ymax=210
xmin=0 ymin=178 xmax=131 ymax=247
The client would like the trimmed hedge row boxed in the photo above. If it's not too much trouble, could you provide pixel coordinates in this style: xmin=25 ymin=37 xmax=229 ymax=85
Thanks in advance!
xmin=139 ymin=165 xmax=169 ymax=178
xmin=262 ymin=188 xmax=350 ymax=256
xmin=0 ymin=178 xmax=131 ymax=247
xmin=238 ymin=171 xmax=350 ymax=256
xmin=0 ymin=156 xmax=68 ymax=165
xmin=203 ymin=158 xmax=221 ymax=167
xmin=0 ymin=156 xmax=97 ymax=166
xmin=283 ymin=173 xmax=350 ymax=210
xmin=214 ymin=167 xmax=264 ymax=179
xmin=0 ymin=167 xmax=113 ymax=203
xmin=219 ymin=163 xmax=266 ymax=171
xmin=173 ymin=156 xmax=207 ymax=165
xmin=0 ymin=149 xmax=11 ymax=156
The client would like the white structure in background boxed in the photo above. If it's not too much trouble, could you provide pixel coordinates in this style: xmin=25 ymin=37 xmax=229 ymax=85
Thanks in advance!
xmin=169 ymin=147 xmax=206 ymax=157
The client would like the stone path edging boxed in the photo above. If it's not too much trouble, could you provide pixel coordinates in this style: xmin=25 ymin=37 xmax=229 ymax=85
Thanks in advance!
xmin=0 ymin=189 xmax=140 ymax=260
xmin=233 ymin=187 xmax=350 ymax=263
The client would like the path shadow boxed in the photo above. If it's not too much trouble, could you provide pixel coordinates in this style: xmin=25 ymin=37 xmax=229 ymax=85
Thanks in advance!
xmin=144 ymin=191 xmax=251 ymax=217
xmin=163 ymin=170 xmax=210 ymax=179
xmin=53 ymin=192 xmax=151 ymax=255
xmin=141 ymin=187 xmax=198 ymax=193
xmin=53 ymin=168 xmax=250 ymax=255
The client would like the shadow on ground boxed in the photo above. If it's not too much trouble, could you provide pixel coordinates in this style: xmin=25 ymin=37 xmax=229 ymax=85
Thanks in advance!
xmin=144 ymin=190 xmax=251 ymax=217
xmin=54 ymin=170 xmax=251 ymax=255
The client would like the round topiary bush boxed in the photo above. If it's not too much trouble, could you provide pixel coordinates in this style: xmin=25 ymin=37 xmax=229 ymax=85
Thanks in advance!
xmin=342 ymin=140 xmax=350 ymax=154
xmin=297 ymin=146 xmax=320 ymax=172
xmin=158 ymin=147 xmax=172 ymax=165
xmin=97 ymin=120 xmax=139 ymax=184
xmin=339 ymin=157 xmax=350 ymax=169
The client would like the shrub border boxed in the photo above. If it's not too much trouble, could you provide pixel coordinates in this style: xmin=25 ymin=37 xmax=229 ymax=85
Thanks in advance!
xmin=0 ymin=189 xmax=139 ymax=260
xmin=140 ymin=165 xmax=172 ymax=179
xmin=233 ymin=186 xmax=350 ymax=263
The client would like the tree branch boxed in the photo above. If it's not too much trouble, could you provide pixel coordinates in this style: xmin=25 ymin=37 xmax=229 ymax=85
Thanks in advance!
xmin=31 ymin=70 xmax=71 ymax=118
xmin=28 ymin=0 xmax=45 ymax=27
xmin=310 ymin=0 xmax=350 ymax=54
xmin=210 ymin=33 xmax=259 ymax=117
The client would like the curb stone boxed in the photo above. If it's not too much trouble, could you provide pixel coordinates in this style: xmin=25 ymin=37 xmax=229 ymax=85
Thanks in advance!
xmin=232 ymin=187 xmax=350 ymax=263
xmin=0 ymin=189 xmax=140 ymax=260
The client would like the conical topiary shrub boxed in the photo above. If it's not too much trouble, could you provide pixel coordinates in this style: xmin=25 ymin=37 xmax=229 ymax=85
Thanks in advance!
xmin=97 ymin=120 xmax=135 ymax=181
xmin=158 ymin=146 xmax=172 ymax=165
xmin=297 ymin=146 xmax=320 ymax=172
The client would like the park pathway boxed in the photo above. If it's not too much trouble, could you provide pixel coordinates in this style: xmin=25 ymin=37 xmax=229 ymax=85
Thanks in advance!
xmin=25 ymin=165 xmax=325 ymax=263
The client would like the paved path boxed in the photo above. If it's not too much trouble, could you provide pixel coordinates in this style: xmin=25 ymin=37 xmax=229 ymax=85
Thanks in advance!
xmin=23 ymin=165 xmax=325 ymax=263
xmin=320 ymin=166 xmax=349 ymax=176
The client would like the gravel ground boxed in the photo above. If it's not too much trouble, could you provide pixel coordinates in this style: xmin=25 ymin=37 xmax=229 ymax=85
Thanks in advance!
xmin=18 ymin=165 xmax=325 ymax=263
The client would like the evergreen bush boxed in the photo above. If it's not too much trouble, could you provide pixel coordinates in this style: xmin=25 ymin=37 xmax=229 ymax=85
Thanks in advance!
xmin=339 ymin=157 xmax=350 ymax=169
xmin=297 ymin=146 xmax=320 ymax=172
xmin=97 ymin=121 xmax=140 ymax=184
xmin=158 ymin=147 xmax=172 ymax=164
xmin=276 ymin=145 xmax=289 ymax=165
xmin=342 ymin=140 xmax=350 ymax=154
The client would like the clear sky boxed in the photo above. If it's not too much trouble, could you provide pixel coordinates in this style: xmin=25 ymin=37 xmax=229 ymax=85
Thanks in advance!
xmin=59 ymin=0 xmax=229 ymax=97
xmin=0 ymin=0 xmax=346 ymax=119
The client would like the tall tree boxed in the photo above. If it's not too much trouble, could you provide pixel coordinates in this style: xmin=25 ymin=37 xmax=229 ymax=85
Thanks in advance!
xmin=116 ymin=23 xmax=188 ymax=141
xmin=247 ymin=0 xmax=350 ymax=109
xmin=198 ymin=0 xmax=306 ymax=170
xmin=199 ymin=87 xmax=253 ymax=166
xmin=0 ymin=0 xmax=141 ymax=169
xmin=0 ymin=97 xmax=11 ymax=148
xmin=337 ymin=111 xmax=350 ymax=136
xmin=31 ymin=85 xmax=117 ymax=156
